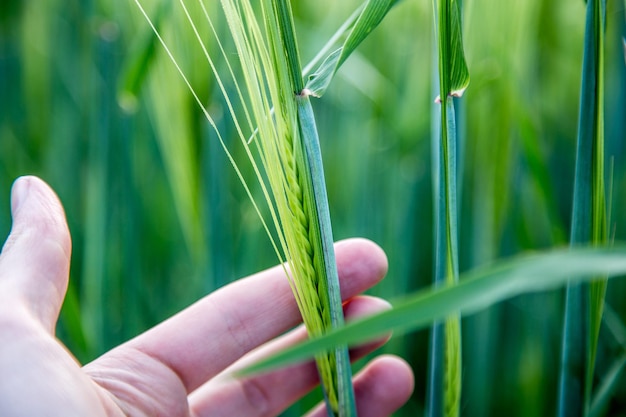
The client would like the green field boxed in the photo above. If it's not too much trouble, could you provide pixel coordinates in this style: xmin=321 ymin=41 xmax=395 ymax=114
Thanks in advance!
xmin=1 ymin=0 xmax=625 ymax=415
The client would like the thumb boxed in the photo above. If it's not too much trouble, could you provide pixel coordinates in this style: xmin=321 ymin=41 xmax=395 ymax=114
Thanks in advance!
xmin=0 ymin=176 xmax=72 ymax=333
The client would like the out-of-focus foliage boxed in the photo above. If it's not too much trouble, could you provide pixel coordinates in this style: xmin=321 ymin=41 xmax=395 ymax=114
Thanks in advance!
xmin=0 ymin=0 xmax=624 ymax=416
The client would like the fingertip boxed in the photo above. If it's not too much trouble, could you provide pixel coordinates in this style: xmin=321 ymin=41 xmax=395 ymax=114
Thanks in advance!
xmin=10 ymin=176 xmax=31 ymax=214
xmin=306 ymin=354 xmax=414 ymax=417
xmin=9 ymin=176 xmax=70 ymax=255
xmin=354 ymin=355 xmax=415 ymax=417
xmin=334 ymin=238 xmax=389 ymax=298
xmin=344 ymin=295 xmax=391 ymax=317
xmin=371 ymin=355 xmax=415 ymax=398
xmin=336 ymin=238 xmax=388 ymax=275
xmin=343 ymin=296 xmax=392 ymax=359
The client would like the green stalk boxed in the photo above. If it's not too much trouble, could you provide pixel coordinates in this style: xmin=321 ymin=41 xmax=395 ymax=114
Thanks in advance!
xmin=558 ymin=1 xmax=607 ymax=416
xmin=296 ymin=95 xmax=356 ymax=416
xmin=427 ymin=1 xmax=468 ymax=416
xmin=427 ymin=97 xmax=460 ymax=417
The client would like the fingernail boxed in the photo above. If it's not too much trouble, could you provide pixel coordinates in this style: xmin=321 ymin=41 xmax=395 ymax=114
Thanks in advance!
xmin=11 ymin=176 xmax=31 ymax=214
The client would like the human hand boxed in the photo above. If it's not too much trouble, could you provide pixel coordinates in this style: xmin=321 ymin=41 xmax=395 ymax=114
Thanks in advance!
xmin=0 ymin=176 xmax=414 ymax=417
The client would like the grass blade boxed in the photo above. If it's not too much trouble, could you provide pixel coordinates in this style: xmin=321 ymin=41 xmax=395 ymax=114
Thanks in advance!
xmin=588 ymin=354 xmax=626 ymax=417
xmin=240 ymin=245 xmax=626 ymax=376
xmin=558 ymin=1 xmax=607 ymax=416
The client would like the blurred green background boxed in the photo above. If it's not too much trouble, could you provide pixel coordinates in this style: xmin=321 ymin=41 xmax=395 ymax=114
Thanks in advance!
xmin=1 ymin=0 xmax=625 ymax=415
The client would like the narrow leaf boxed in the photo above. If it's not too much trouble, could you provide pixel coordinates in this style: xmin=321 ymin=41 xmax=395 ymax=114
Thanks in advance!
xmin=240 ymin=246 xmax=626 ymax=376
xmin=304 ymin=0 xmax=398 ymax=97
xmin=435 ymin=0 xmax=469 ymax=102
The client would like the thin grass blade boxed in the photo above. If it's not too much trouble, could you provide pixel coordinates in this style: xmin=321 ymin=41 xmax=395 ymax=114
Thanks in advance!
xmin=588 ymin=354 xmax=626 ymax=417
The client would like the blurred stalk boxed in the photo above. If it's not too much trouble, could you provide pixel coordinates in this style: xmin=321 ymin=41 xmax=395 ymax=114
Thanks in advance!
xmin=558 ymin=0 xmax=607 ymax=416
xmin=202 ymin=95 xmax=235 ymax=291
xmin=117 ymin=111 xmax=144 ymax=340
xmin=81 ymin=23 xmax=116 ymax=354
xmin=0 ymin=2 xmax=24 ymax=236
xmin=427 ymin=1 xmax=468 ymax=416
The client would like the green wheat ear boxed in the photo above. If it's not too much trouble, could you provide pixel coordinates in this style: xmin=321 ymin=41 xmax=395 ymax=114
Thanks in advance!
xmin=218 ymin=1 xmax=355 ymax=414
xmin=134 ymin=0 xmax=398 ymax=413
xmin=134 ymin=0 xmax=357 ymax=414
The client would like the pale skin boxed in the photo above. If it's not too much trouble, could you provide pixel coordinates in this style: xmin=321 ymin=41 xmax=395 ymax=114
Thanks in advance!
xmin=0 ymin=176 xmax=414 ymax=417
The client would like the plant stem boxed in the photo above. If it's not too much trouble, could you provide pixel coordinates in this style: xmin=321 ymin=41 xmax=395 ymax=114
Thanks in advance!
xmin=297 ymin=93 xmax=356 ymax=417
xmin=428 ymin=0 xmax=466 ymax=415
